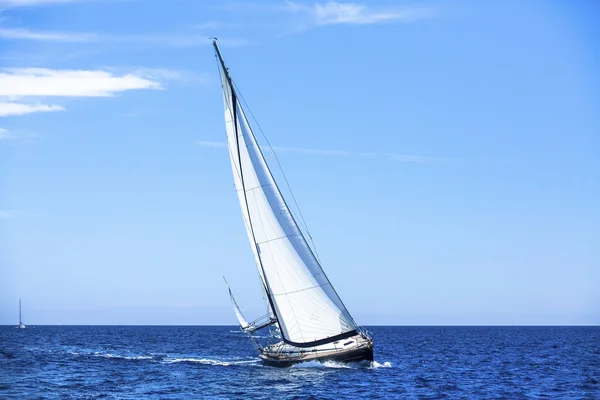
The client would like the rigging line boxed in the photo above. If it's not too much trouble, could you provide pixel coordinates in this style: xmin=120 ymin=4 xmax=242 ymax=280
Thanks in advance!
xmin=232 ymin=81 xmax=322 ymax=264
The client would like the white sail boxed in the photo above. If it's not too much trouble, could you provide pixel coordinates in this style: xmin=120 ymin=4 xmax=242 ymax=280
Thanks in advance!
xmin=18 ymin=298 xmax=25 ymax=329
xmin=216 ymin=45 xmax=357 ymax=346
xmin=224 ymin=278 xmax=249 ymax=330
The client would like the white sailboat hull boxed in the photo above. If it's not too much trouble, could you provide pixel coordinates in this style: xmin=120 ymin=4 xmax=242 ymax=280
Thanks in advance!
xmin=259 ymin=333 xmax=373 ymax=367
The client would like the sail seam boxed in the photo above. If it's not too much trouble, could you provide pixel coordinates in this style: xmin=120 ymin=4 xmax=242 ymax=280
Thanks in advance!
xmin=255 ymin=234 xmax=299 ymax=246
xmin=235 ymin=183 xmax=274 ymax=192
xmin=271 ymin=282 xmax=331 ymax=296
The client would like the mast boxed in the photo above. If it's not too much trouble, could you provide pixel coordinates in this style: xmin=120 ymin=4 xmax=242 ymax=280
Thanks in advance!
xmin=19 ymin=298 xmax=22 ymax=324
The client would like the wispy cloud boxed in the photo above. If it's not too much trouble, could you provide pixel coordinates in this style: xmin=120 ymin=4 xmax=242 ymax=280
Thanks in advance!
xmin=197 ymin=141 xmax=228 ymax=149
xmin=0 ymin=68 xmax=171 ymax=117
xmin=0 ymin=209 xmax=40 ymax=219
xmin=196 ymin=140 xmax=449 ymax=164
xmin=0 ymin=68 xmax=162 ymax=97
xmin=0 ymin=27 xmax=250 ymax=47
xmin=0 ymin=127 xmax=39 ymax=143
xmin=0 ymin=27 xmax=98 ymax=42
xmin=111 ymin=34 xmax=250 ymax=48
xmin=287 ymin=1 xmax=433 ymax=26
xmin=0 ymin=210 xmax=14 ymax=219
xmin=0 ymin=0 xmax=77 ymax=7
xmin=0 ymin=102 xmax=64 ymax=116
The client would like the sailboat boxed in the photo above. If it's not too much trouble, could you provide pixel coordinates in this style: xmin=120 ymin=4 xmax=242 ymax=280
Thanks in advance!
xmin=213 ymin=39 xmax=374 ymax=366
xmin=17 ymin=298 xmax=25 ymax=329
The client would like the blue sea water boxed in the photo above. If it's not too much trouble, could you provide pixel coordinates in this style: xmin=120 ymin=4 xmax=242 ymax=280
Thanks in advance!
xmin=1 ymin=326 xmax=598 ymax=399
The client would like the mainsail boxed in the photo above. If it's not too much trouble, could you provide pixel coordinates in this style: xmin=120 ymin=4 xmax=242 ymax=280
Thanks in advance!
xmin=214 ymin=41 xmax=358 ymax=347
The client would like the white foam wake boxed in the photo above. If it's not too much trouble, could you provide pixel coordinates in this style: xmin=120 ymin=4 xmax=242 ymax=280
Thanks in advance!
xmin=67 ymin=350 xmax=153 ymax=361
xmin=163 ymin=357 xmax=258 ymax=366
xmin=292 ymin=359 xmax=393 ymax=369
xmin=99 ymin=353 xmax=153 ymax=360
xmin=290 ymin=360 xmax=352 ymax=369
xmin=371 ymin=361 xmax=392 ymax=368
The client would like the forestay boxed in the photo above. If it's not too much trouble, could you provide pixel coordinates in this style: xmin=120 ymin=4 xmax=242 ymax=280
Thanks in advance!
xmin=215 ymin=44 xmax=358 ymax=346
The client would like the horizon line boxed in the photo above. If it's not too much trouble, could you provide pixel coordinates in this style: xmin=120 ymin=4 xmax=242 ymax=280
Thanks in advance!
xmin=2 ymin=324 xmax=598 ymax=327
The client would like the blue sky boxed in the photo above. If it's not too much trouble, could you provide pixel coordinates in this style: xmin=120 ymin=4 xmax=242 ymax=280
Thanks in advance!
xmin=0 ymin=0 xmax=598 ymax=325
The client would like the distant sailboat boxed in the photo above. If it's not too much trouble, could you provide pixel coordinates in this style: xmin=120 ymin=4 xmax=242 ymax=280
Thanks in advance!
xmin=18 ymin=298 xmax=25 ymax=329
xmin=213 ymin=39 xmax=373 ymax=366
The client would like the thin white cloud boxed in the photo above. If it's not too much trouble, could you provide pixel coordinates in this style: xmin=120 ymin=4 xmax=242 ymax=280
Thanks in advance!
xmin=125 ymin=67 xmax=206 ymax=84
xmin=197 ymin=141 xmax=228 ymax=149
xmin=0 ymin=210 xmax=14 ymax=219
xmin=196 ymin=140 xmax=439 ymax=164
xmin=113 ymin=34 xmax=250 ymax=47
xmin=0 ymin=102 xmax=64 ymax=116
xmin=0 ymin=0 xmax=76 ymax=6
xmin=0 ymin=127 xmax=39 ymax=143
xmin=0 ymin=27 xmax=250 ymax=47
xmin=0 ymin=68 xmax=171 ymax=117
xmin=0 ymin=27 xmax=98 ymax=42
xmin=0 ymin=68 xmax=162 ymax=97
xmin=273 ymin=144 xmax=377 ymax=158
xmin=288 ymin=1 xmax=433 ymax=26
xmin=385 ymin=154 xmax=438 ymax=163
xmin=0 ymin=209 xmax=39 ymax=218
